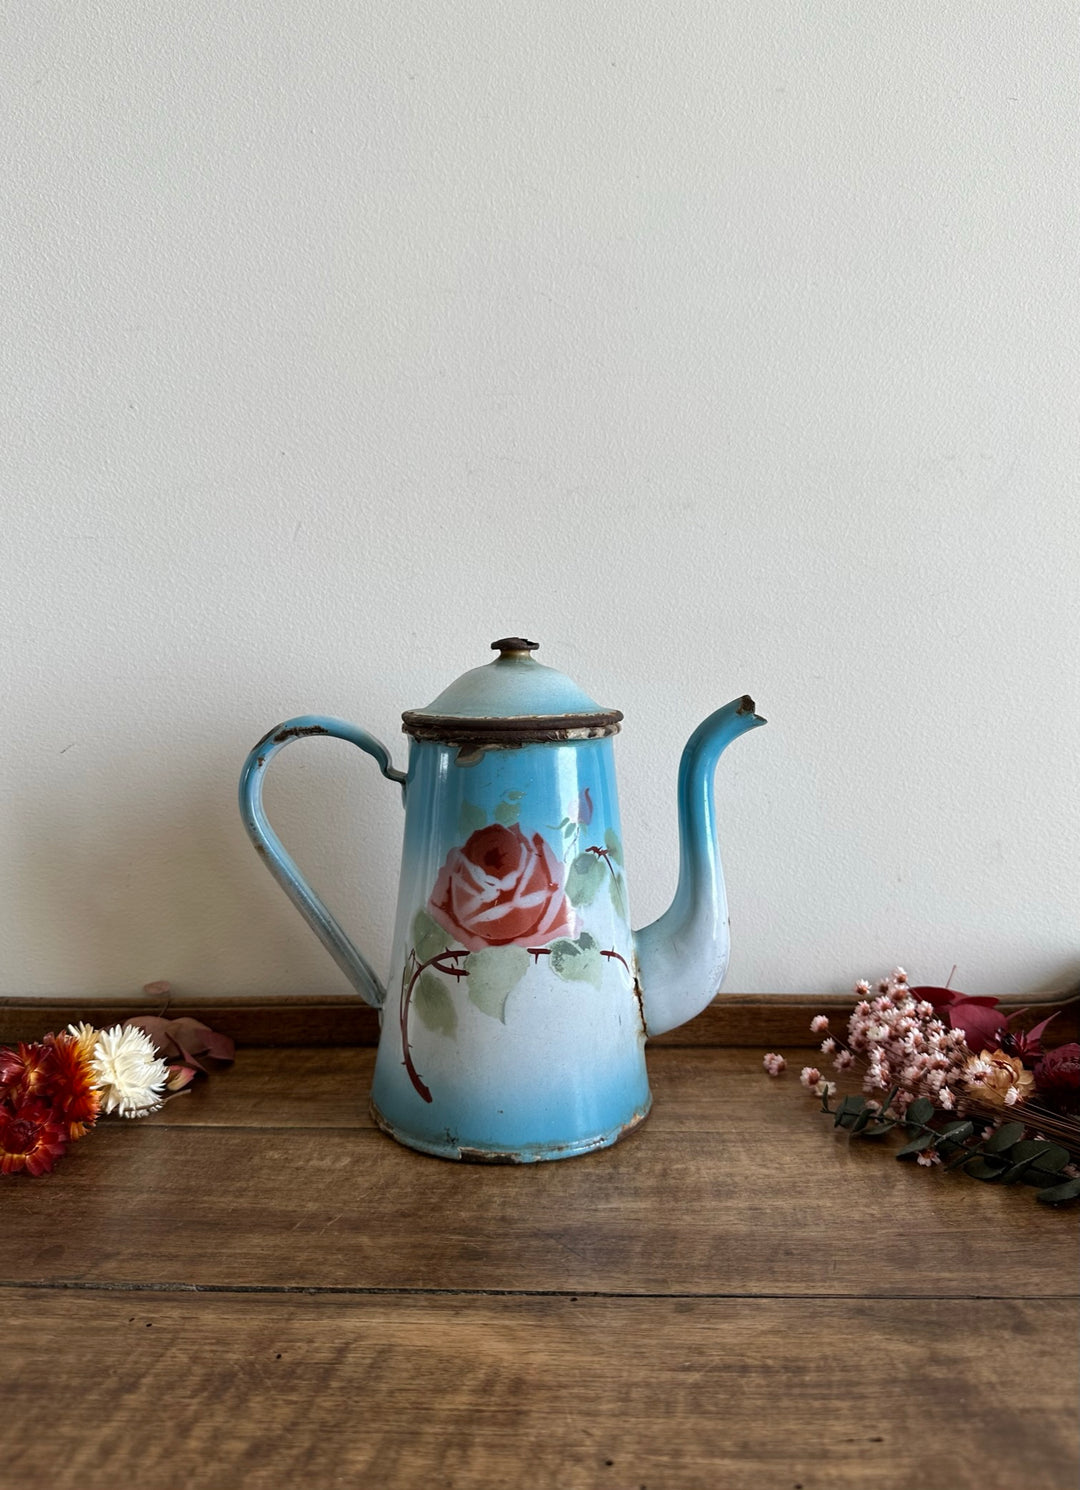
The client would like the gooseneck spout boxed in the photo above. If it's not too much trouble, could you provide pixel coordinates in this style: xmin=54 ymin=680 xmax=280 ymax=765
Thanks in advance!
xmin=634 ymin=695 xmax=766 ymax=1037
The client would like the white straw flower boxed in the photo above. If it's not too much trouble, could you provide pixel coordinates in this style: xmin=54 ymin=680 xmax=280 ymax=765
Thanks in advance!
xmin=90 ymin=1025 xmax=169 ymax=1117
xmin=67 ymin=1021 xmax=98 ymax=1047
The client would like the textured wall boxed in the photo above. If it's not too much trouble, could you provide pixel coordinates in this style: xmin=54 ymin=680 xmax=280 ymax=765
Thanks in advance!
xmin=3 ymin=4 xmax=1078 ymax=999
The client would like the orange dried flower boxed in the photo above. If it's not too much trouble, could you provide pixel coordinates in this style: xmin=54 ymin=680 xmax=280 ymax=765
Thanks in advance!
xmin=43 ymin=1029 xmax=101 ymax=1140
xmin=0 ymin=1042 xmax=52 ymax=1102
xmin=0 ymin=1098 xmax=68 ymax=1176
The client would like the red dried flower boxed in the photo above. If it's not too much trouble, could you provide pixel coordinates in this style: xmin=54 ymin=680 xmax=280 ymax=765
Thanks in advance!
xmin=0 ymin=1098 xmax=69 ymax=1176
xmin=1034 ymin=1043 xmax=1080 ymax=1115
xmin=43 ymin=1030 xmax=101 ymax=1140
xmin=910 ymin=987 xmax=1005 ymax=1054
xmin=0 ymin=1042 xmax=52 ymax=1102
xmin=999 ymin=1013 xmax=1059 ymax=1068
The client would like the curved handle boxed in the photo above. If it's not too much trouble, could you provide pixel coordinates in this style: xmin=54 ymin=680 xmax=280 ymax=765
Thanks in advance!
xmin=239 ymin=715 xmax=407 ymax=1008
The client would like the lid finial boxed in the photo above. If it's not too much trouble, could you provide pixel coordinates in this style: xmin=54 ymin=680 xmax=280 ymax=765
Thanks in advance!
xmin=491 ymin=637 xmax=539 ymax=657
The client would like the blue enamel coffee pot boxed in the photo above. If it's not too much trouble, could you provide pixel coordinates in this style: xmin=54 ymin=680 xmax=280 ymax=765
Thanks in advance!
xmin=240 ymin=638 xmax=764 ymax=1162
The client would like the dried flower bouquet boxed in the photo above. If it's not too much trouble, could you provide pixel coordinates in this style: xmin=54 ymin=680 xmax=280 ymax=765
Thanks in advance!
xmin=765 ymin=969 xmax=1080 ymax=1206
xmin=0 ymin=987 xmax=234 ymax=1177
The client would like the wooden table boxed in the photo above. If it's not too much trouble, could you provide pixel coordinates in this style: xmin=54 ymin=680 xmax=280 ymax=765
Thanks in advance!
xmin=3 ymin=1019 xmax=1077 ymax=1489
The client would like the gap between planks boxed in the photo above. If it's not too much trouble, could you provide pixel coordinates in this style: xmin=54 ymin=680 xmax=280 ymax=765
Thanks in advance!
xmin=0 ymin=1279 xmax=1074 ymax=1302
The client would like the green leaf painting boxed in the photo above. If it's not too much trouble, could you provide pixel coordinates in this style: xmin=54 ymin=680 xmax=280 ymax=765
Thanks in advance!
xmin=549 ymin=932 xmax=604 ymax=991
xmin=465 ymin=945 xmax=530 ymax=1022
xmin=413 ymin=971 xmax=457 ymax=1037
xmin=565 ymin=852 xmax=607 ymax=908
xmin=411 ymin=909 xmax=451 ymax=963
xmin=603 ymin=828 xmax=624 ymax=866
xmin=458 ymin=801 xmax=486 ymax=838
xmin=494 ymin=798 xmax=520 ymax=826
xmin=609 ymin=872 xmax=628 ymax=923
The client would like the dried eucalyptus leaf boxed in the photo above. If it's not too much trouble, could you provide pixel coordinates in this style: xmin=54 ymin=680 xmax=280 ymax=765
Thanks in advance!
xmin=945 ymin=1144 xmax=979 ymax=1170
xmin=983 ymin=1121 xmax=1026 ymax=1154
xmin=897 ymin=1131 xmax=938 ymax=1159
xmin=937 ymin=1120 xmax=975 ymax=1143
xmin=1036 ymin=1176 xmax=1080 ymax=1206
xmin=964 ymin=1156 xmax=1008 ymax=1181
xmin=1007 ymin=1140 xmax=1055 ymax=1166
xmin=833 ymin=1096 xmax=865 ymax=1129
xmin=1027 ymin=1144 xmax=1071 ymax=1176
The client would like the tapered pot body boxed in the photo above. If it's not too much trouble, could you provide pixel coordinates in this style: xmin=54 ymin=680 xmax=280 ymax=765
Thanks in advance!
xmin=371 ymin=736 xmax=650 ymax=1161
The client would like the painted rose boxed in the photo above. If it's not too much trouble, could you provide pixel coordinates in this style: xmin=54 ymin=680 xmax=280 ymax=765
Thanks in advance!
xmin=428 ymin=823 xmax=578 ymax=951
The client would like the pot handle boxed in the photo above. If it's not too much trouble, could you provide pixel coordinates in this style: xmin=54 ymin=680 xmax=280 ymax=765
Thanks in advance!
xmin=239 ymin=715 xmax=407 ymax=1009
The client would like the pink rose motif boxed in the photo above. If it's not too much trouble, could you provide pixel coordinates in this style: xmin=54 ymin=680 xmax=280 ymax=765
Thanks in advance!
xmin=428 ymin=823 xmax=578 ymax=951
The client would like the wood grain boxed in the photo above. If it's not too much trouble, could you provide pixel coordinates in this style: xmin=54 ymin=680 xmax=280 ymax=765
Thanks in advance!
xmin=3 ymin=1289 xmax=1074 ymax=1490
xmin=5 ymin=1049 xmax=1075 ymax=1297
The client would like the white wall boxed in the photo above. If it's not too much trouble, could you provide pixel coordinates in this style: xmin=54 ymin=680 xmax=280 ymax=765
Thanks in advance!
xmin=3 ymin=4 xmax=1078 ymax=1001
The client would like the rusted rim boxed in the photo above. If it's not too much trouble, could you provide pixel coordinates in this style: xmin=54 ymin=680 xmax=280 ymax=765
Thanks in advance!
xmin=401 ymin=709 xmax=622 ymax=745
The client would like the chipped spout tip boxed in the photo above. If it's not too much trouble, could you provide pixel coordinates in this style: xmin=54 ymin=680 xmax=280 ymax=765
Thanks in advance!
xmin=736 ymin=694 xmax=767 ymax=724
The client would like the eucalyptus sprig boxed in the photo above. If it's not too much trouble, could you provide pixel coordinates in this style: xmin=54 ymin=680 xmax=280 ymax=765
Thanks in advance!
xmin=823 ymin=1089 xmax=1080 ymax=1206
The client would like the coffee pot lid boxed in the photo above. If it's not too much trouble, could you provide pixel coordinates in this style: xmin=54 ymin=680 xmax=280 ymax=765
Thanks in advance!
xmin=402 ymin=638 xmax=622 ymax=746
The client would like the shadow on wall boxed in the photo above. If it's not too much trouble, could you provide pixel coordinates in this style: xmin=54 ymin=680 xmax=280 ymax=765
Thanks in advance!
xmin=9 ymin=740 xmax=399 ymax=999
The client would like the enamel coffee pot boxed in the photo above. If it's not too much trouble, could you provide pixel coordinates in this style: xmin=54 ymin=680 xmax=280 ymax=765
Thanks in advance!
xmin=240 ymin=638 xmax=764 ymax=1162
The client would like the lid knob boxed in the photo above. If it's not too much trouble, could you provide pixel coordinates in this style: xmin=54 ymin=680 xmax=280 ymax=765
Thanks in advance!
xmin=491 ymin=637 xmax=539 ymax=657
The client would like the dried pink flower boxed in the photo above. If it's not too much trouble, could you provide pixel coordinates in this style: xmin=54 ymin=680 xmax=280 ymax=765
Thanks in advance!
xmin=800 ymin=1067 xmax=822 ymax=1090
xmin=762 ymin=1053 xmax=786 ymax=1077
xmin=916 ymin=1150 xmax=940 ymax=1167
xmin=810 ymin=1015 xmax=830 ymax=1034
xmin=846 ymin=971 xmax=974 ymax=1114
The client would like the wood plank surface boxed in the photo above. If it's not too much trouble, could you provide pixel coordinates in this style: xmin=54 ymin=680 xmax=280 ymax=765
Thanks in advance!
xmin=5 ymin=1049 xmax=1075 ymax=1297
xmin=3 ymin=1289 xmax=1074 ymax=1490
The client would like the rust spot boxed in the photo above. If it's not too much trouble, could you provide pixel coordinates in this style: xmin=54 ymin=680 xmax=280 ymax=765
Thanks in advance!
xmin=273 ymin=724 xmax=330 ymax=743
xmin=632 ymin=979 xmax=647 ymax=1036
xmin=617 ymin=1104 xmax=651 ymax=1142
xmin=631 ymin=953 xmax=647 ymax=1038
xmin=458 ymin=1146 xmax=525 ymax=1165
xmin=402 ymin=709 xmax=622 ymax=747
